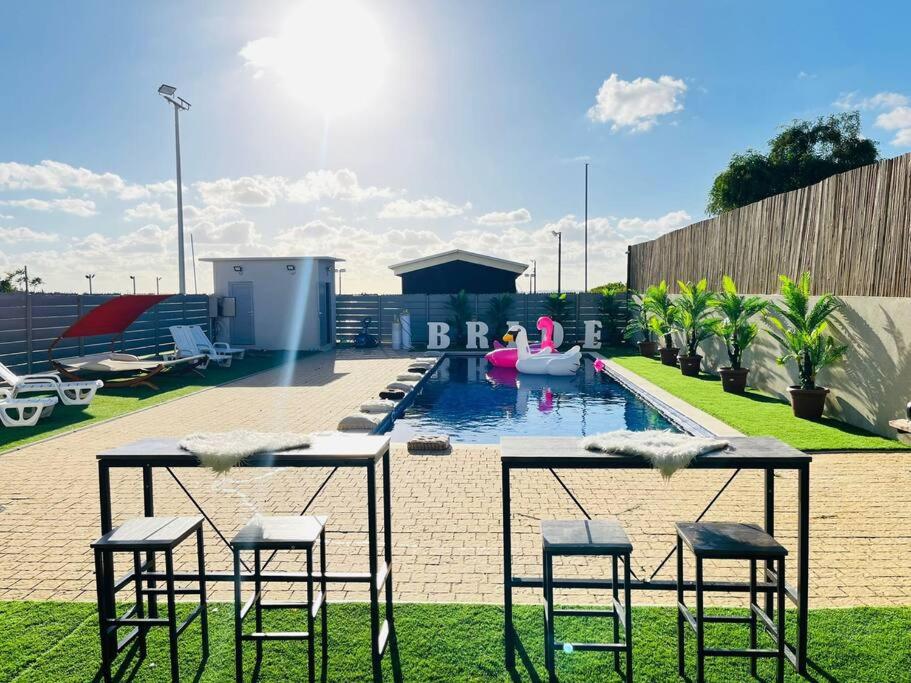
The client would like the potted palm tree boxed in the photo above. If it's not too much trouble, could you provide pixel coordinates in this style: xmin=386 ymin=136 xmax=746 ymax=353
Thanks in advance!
xmin=675 ymin=279 xmax=716 ymax=377
xmin=643 ymin=281 xmax=680 ymax=366
xmin=446 ymin=289 xmax=472 ymax=347
xmin=712 ymin=275 xmax=767 ymax=393
xmin=765 ymin=273 xmax=847 ymax=419
xmin=623 ymin=291 xmax=658 ymax=357
xmin=485 ymin=293 xmax=514 ymax=340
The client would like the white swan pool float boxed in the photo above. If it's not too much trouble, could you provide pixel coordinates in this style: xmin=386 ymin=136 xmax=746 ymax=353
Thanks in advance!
xmin=503 ymin=325 xmax=582 ymax=376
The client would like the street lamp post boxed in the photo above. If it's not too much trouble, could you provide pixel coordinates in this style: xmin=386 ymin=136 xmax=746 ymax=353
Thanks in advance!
xmin=156 ymin=276 xmax=162 ymax=294
xmin=158 ymin=84 xmax=191 ymax=295
xmin=85 ymin=273 xmax=95 ymax=295
xmin=551 ymin=230 xmax=562 ymax=294
xmin=129 ymin=276 xmax=136 ymax=295
xmin=584 ymin=162 xmax=589 ymax=291
xmin=531 ymin=259 xmax=537 ymax=293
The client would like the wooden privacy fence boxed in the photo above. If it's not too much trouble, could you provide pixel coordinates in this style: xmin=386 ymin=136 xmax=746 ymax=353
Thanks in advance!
xmin=0 ymin=293 xmax=211 ymax=374
xmin=629 ymin=152 xmax=911 ymax=296
xmin=335 ymin=293 xmax=627 ymax=346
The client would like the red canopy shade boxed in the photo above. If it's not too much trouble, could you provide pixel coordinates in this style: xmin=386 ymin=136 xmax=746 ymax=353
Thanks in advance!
xmin=61 ymin=294 xmax=172 ymax=338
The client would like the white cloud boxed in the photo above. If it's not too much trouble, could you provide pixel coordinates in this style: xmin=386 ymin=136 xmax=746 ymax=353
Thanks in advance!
xmin=587 ymin=74 xmax=687 ymax=132
xmin=834 ymin=91 xmax=910 ymax=111
xmin=797 ymin=71 xmax=817 ymax=80
xmin=836 ymin=90 xmax=911 ymax=147
xmin=191 ymin=219 xmax=261 ymax=245
xmin=195 ymin=176 xmax=283 ymax=207
xmin=378 ymin=197 xmax=470 ymax=219
xmin=0 ymin=160 xmax=172 ymax=200
xmin=0 ymin=226 xmax=59 ymax=244
xmin=285 ymin=169 xmax=396 ymax=203
xmin=476 ymin=208 xmax=532 ymax=225
xmin=0 ymin=197 xmax=97 ymax=217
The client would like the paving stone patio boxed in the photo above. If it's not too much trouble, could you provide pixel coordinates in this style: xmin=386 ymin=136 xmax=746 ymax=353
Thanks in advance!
xmin=0 ymin=349 xmax=908 ymax=609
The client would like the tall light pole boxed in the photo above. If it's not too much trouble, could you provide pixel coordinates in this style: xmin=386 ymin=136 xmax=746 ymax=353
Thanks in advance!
xmin=531 ymin=259 xmax=537 ymax=293
xmin=85 ymin=273 xmax=95 ymax=295
xmin=158 ymin=84 xmax=191 ymax=294
xmin=551 ymin=230 xmax=562 ymax=294
xmin=129 ymin=275 xmax=136 ymax=295
xmin=584 ymin=162 xmax=589 ymax=291
xmin=334 ymin=267 xmax=346 ymax=294
xmin=156 ymin=276 xmax=162 ymax=294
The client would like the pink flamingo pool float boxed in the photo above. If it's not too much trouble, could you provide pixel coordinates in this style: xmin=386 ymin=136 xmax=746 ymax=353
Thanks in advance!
xmin=486 ymin=316 xmax=557 ymax=368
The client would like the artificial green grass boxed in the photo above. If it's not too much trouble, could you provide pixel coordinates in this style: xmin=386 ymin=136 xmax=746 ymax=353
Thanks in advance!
xmin=0 ymin=601 xmax=908 ymax=682
xmin=0 ymin=352 xmax=301 ymax=455
xmin=606 ymin=349 xmax=906 ymax=452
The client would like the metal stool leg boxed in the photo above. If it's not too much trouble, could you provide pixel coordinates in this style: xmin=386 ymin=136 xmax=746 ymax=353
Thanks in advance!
xmin=611 ymin=554 xmax=620 ymax=673
xmin=197 ymin=527 xmax=209 ymax=659
xmin=94 ymin=548 xmax=113 ymax=683
xmin=777 ymin=558 xmax=786 ymax=683
xmin=133 ymin=551 xmax=147 ymax=658
xmin=749 ymin=559 xmax=758 ymax=677
xmin=695 ymin=556 xmax=705 ymax=683
xmin=543 ymin=550 xmax=555 ymax=681
xmin=676 ymin=534 xmax=685 ymax=678
xmin=234 ymin=548 xmax=243 ymax=683
xmin=623 ymin=554 xmax=633 ymax=683
xmin=165 ymin=549 xmax=179 ymax=683
xmin=307 ymin=547 xmax=316 ymax=683
xmin=254 ymin=549 xmax=263 ymax=664
xmin=320 ymin=529 xmax=328 ymax=673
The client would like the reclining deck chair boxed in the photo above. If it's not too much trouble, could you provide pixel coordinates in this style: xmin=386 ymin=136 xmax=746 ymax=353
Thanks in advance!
xmin=167 ymin=325 xmax=233 ymax=367
xmin=0 ymin=361 xmax=102 ymax=406
xmin=0 ymin=388 xmax=57 ymax=427
xmin=189 ymin=324 xmax=245 ymax=360
xmin=47 ymin=295 xmax=207 ymax=390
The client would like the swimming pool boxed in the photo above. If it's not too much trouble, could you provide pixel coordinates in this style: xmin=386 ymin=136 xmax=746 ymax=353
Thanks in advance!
xmin=384 ymin=355 xmax=676 ymax=444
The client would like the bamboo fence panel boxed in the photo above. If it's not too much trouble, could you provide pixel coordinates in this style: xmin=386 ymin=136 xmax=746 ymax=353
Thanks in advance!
xmin=629 ymin=153 xmax=911 ymax=296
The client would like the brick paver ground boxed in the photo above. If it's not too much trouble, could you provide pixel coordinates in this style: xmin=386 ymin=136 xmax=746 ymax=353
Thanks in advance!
xmin=0 ymin=350 xmax=909 ymax=609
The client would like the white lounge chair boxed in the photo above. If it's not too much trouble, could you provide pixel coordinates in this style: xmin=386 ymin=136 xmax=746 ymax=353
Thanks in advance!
xmin=168 ymin=325 xmax=233 ymax=367
xmin=53 ymin=351 xmax=207 ymax=390
xmin=0 ymin=361 xmax=103 ymax=407
xmin=0 ymin=388 xmax=57 ymax=427
xmin=189 ymin=325 xmax=245 ymax=360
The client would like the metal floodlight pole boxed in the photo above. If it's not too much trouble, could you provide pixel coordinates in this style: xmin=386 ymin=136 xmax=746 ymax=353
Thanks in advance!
xmin=85 ymin=273 xmax=95 ymax=295
xmin=335 ymin=268 xmax=346 ymax=294
xmin=156 ymin=276 xmax=162 ymax=294
xmin=129 ymin=275 xmax=136 ymax=295
xmin=158 ymin=84 xmax=191 ymax=295
xmin=552 ymin=231 xmax=562 ymax=294
xmin=532 ymin=259 xmax=537 ymax=293
xmin=584 ymin=162 xmax=589 ymax=292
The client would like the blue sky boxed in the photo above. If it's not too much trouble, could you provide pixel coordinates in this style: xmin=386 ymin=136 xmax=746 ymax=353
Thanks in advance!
xmin=1 ymin=0 xmax=910 ymax=294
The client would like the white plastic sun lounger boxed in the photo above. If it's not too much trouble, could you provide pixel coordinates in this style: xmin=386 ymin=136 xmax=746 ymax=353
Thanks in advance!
xmin=0 ymin=361 xmax=103 ymax=407
xmin=0 ymin=388 xmax=57 ymax=427
xmin=168 ymin=325 xmax=233 ymax=368
xmin=189 ymin=325 xmax=245 ymax=360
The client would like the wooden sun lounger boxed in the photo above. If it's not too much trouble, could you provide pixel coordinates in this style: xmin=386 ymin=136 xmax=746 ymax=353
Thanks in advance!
xmin=51 ymin=352 xmax=207 ymax=390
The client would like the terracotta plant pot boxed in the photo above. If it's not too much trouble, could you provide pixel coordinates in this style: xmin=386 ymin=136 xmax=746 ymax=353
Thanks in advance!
xmin=719 ymin=367 xmax=749 ymax=394
xmin=678 ymin=354 xmax=702 ymax=377
xmin=788 ymin=386 xmax=829 ymax=420
xmin=637 ymin=340 xmax=658 ymax=358
xmin=659 ymin=346 xmax=680 ymax=366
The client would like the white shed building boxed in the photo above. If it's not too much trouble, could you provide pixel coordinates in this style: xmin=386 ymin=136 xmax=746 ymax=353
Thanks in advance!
xmin=201 ymin=256 xmax=342 ymax=351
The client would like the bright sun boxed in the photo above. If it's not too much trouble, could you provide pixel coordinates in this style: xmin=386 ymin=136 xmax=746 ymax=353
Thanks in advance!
xmin=243 ymin=1 xmax=389 ymax=115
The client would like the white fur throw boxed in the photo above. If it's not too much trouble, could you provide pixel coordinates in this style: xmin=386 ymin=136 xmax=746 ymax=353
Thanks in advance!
xmin=581 ymin=430 xmax=728 ymax=479
xmin=359 ymin=399 xmax=398 ymax=414
xmin=386 ymin=381 xmax=417 ymax=392
xmin=396 ymin=372 xmax=424 ymax=381
xmin=337 ymin=412 xmax=384 ymax=431
xmin=180 ymin=430 xmax=312 ymax=473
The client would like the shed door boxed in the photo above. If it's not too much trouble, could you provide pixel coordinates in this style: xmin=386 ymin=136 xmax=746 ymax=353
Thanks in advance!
xmin=229 ymin=281 xmax=255 ymax=346
xmin=319 ymin=282 xmax=331 ymax=346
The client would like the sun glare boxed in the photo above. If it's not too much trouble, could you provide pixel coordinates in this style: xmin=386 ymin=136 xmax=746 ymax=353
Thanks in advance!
xmin=251 ymin=1 xmax=389 ymax=116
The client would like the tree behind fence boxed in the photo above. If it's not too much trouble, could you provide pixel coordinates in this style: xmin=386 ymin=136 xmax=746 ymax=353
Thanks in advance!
xmin=629 ymin=152 xmax=911 ymax=296
xmin=0 ymin=293 xmax=210 ymax=373
xmin=336 ymin=292 xmax=627 ymax=346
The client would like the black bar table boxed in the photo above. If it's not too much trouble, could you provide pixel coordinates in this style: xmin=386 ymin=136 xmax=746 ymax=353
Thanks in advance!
xmin=97 ymin=433 xmax=395 ymax=682
xmin=500 ymin=436 xmax=811 ymax=675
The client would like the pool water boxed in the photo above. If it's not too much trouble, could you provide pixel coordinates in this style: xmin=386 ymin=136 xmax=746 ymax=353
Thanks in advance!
xmin=384 ymin=356 xmax=675 ymax=444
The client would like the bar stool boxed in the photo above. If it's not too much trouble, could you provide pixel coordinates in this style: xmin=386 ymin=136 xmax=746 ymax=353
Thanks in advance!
xmin=676 ymin=521 xmax=788 ymax=683
xmin=231 ymin=515 xmax=328 ymax=683
xmin=92 ymin=516 xmax=208 ymax=683
xmin=541 ymin=519 xmax=633 ymax=682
